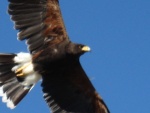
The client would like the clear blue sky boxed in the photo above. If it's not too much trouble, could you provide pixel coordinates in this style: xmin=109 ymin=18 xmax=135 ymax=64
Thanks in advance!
xmin=0 ymin=0 xmax=150 ymax=113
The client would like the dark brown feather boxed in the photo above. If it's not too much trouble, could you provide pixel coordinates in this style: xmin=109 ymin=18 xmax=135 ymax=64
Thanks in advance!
xmin=8 ymin=0 xmax=69 ymax=53
xmin=40 ymin=56 xmax=110 ymax=113
xmin=17 ymin=23 xmax=45 ymax=40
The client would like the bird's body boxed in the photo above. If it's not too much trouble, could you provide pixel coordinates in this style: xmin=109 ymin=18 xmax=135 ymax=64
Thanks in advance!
xmin=0 ymin=0 xmax=110 ymax=113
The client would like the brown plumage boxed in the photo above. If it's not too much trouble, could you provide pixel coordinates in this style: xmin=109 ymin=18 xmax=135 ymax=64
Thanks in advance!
xmin=0 ymin=0 xmax=110 ymax=113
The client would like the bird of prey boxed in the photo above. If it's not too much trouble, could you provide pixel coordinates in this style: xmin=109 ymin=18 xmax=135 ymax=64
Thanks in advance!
xmin=0 ymin=0 xmax=110 ymax=113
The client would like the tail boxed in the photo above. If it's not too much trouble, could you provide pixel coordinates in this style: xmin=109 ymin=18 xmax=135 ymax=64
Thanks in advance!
xmin=0 ymin=52 xmax=41 ymax=109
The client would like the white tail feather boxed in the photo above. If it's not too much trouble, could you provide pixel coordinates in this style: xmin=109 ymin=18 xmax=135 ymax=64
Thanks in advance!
xmin=7 ymin=98 xmax=15 ymax=109
xmin=0 ymin=86 xmax=4 ymax=96
xmin=2 ymin=93 xmax=8 ymax=103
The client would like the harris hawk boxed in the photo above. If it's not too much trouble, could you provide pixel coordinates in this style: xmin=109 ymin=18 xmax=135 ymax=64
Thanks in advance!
xmin=0 ymin=0 xmax=110 ymax=113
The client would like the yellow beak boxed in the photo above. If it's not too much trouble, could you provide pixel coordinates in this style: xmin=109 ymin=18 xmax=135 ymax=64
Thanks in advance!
xmin=81 ymin=46 xmax=91 ymax=52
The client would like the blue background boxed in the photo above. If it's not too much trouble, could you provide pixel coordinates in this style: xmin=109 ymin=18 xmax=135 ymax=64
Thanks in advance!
xmin=0 ymin=0 xmax=150 ymax=113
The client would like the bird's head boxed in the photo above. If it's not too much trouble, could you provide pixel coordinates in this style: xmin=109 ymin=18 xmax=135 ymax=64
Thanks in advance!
xmin=66 ymin=42 xmax=91 ymax=56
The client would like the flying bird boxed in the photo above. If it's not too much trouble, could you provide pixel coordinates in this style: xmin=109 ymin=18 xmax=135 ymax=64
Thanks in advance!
xmin=0 ymin=0 xmax=110 ymax=113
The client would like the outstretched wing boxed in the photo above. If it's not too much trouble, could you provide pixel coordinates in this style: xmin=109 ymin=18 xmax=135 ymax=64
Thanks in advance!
xmin=8 ymin=0 xmax=69 ymax=54
xmin=41 ymin=59 xmax=110 ymax=113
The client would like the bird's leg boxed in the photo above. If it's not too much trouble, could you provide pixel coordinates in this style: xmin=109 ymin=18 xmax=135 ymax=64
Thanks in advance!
xmin=15 ymin=62 xmax=32 ymax=77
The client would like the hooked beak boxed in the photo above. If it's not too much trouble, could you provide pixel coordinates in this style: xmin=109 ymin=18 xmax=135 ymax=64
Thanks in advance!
xmin=81 ymin=46 xmax=91 ymax=52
